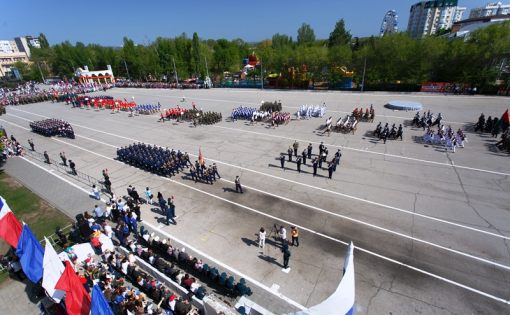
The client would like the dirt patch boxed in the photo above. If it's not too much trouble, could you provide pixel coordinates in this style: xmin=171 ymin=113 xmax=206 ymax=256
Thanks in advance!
xmin=0 ymin=175 xmax=22 ymax=189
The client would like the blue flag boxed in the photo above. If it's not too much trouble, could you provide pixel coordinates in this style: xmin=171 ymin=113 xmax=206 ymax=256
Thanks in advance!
xmin=16 ymin=224 xmax=44 ymax=283
xmin=91 ymin=285 xmax=114 ymax=315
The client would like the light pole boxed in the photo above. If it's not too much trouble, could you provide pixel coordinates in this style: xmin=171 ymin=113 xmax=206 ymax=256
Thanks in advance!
xmin=123 ymin=60 xmax=131 ymax=81
xmin=37 ymin=62 xmax=45 ymax=83
xmin=260 ymin=57 xmax=263 ymax=90
xmin=361 ymin=55 xmax=367 ymax=92
xmin=172 ymin=57 xmax=179 ymax=85
xmin=204 ymin=56 xmax=210 ymax=78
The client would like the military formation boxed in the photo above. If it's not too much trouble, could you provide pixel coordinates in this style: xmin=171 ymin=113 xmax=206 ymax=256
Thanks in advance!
xmin=117 ymin=143 xmax=191 ymax=177
xmin=373 ymin=122 xmax=403 ymax=143
xmin=117 ymin=143 xmax=222 ymax=182
xmin=279 ymin=141 xmax=342 ymax=179
xmin=29 ymin=119 xmax=75 ymax=139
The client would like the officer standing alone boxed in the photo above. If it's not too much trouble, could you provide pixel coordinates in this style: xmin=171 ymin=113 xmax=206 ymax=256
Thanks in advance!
xmin=235 ymin=176 xmax=243 ymax=193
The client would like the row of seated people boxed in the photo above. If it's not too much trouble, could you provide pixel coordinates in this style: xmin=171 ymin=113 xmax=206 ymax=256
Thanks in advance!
xmin=62 ymin=216 xmax=200 ymax=314
xmin=116 ymin=82 xmax=181 ymax=89
xmin=29 ymin=118 xmax=75 ymax=138
xmin=137 ymin=229 xmax=252 ymax=298
xmin=1 ymin=136 xmax=25 ymax=160
xmin=104 ymin=250 xmax=199 ymax=314
xmin=117 ymin=143 xmax=192 ymax=177
xmin=0 ymin=92 xmax=53 ymax=106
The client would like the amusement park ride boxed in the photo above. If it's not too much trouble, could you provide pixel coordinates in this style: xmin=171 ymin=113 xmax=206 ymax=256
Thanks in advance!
xmin=223 ymin=52 xmax=355 ymax=89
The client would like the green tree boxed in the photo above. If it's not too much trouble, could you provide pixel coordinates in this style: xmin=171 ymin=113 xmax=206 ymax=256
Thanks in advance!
xmin=297 ymin=23 xmax=316 ymax=45
xmin=272 ymin=33 xmax=293 ymax=48
xmin=38 ymin=33 xmax=50 ymax=49
xmin=328 ymin=19 xmax=352 ymax=47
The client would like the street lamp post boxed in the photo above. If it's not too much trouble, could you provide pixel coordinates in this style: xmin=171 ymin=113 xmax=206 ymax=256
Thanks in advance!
xmin=361 ymin=55 xmax=367 ymax=92
xmin=172 ymin=57 xmax=179 ymax=85
xmin=260 ymin=58 xmax=263 ymax=90
xmin=123 ymin=60 xmax=131 ymax=81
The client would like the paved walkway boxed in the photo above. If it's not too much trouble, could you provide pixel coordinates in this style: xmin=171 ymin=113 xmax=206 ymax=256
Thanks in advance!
xmin=0 ymin=278 xmax=42 ymax=314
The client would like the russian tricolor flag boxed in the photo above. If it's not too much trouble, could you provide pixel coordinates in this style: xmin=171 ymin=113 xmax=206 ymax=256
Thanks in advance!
xmin=0 ymin=196 xmax=22 ymax=248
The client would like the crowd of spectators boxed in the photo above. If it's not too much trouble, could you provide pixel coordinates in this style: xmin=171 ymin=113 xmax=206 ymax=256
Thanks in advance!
xmin=1 ymin=134 xmax=25 ymax=160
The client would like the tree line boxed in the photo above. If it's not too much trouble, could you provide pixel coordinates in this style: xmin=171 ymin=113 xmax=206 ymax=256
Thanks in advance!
xmin=16 ymin=20 xmax=510 ymax=91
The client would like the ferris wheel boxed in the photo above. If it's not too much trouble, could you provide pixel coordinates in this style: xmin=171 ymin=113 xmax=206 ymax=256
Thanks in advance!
xmin=380 ymin=10 xmax=398 ymax=37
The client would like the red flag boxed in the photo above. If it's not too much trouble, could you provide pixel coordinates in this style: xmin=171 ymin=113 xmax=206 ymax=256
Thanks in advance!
xmin=198 ymin=147 xmax=205 ymax=165
xmin=502 ymin=109 xmax=509 ymax=124
xmin=0 ymin=197 xmax=22 ymax=248
xmin=55 ymin=261 xmax=91 ymax=315
xmin=0 ymin=212 xmax=22 ymax=248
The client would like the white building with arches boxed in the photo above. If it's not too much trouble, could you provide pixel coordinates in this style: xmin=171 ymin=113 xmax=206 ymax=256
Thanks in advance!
xmin=74 ymin=65 xmax=115 ymax=84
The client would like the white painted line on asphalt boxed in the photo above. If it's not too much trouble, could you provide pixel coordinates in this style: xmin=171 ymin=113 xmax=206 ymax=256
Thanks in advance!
xmin=211 ymin=125 xmax=510 ymax=177
xmin=141 ymin=221 xmax=305 ymax=310
xmin=49 ymin=135 xmax=510 ymax=271
xmin=13 ymin=148 xmax=510 ymax=306
xmin=7 ymin=116 xmax=510 ymax=270
xmin=218 ymin=177 xmax=510 ymax=270
xmin=9 ymin=107 xmax=508 ymax=176
xmin=111 ymin=89 xmax=469 ymax=124
xmin=4 ymin=112 xmax=509 ymax=243
xmin=15 ymin=151 xmax=307 ymax=310
xmin=6 ymin=113 xmax=119 ymax=149
xmin=20 ymin=157 xmax=92 ymax=194
xmin=5 ymin=117 xmax=510 ymax=271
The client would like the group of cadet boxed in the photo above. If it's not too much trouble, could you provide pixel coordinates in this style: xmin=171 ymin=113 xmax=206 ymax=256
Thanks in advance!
xmin=373 ymin=122 xmax=403 ymax=143
xmin=475 ymin=113 xmax=504 ymax=137
xmin=411 ymin=111 xmax=443 ymax=130
xmin=195 ymin=111 xmax=222 ymax=126
xmin=117 ymin=143 xmax=193 ymax=177
xmin=29 ymin=119 xmax=75 ymax=139
xmin=116 ymin=143 xmax=224 ymax=184
xmin=187 ymin=162 xmax=221 ymax=184
xmin=279 ymin=141 xmax=342 ymax=179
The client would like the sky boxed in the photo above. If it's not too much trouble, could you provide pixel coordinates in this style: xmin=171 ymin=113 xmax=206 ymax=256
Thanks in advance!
xmin=0 ymin=0 xmax=492 ymax=46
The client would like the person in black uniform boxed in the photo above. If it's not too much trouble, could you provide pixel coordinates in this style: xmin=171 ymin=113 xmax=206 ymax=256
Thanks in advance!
xmin=296 ymin=156 xmax=302 ymax=173
xmin=301 ymin=149 xmax=307 ymax=165
xmin=312 ymin=158 xmax=318 ymax=177
xmin=43 ymin=151 xmax=50 ymax=164
xmin=287 ymin=147 xmax=293 ymax=162
xmin=328 ymin=162 xmax=334 ymax=179
xmin=280 ymin=154 xmax=285 ymax=169
xmin=69 ymin=160 xmax=77 ymax=175
xmin=307 ymin=143 xmax=312 ymax=159
xmin=235 ymin=176 xmax=243 ymax=193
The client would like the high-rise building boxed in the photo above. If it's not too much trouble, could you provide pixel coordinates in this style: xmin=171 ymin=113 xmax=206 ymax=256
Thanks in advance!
xmin=407 ymin=1 xmax=466 ymax=38
xmin=469 ymin=2 xmax=510 ymax=18
xmin=0 ymin=36 xmax=38 ymax=78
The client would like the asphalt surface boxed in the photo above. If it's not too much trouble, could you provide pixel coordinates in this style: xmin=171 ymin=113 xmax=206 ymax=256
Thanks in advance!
xmin=1 ymin=88 xmax=509 ymax=314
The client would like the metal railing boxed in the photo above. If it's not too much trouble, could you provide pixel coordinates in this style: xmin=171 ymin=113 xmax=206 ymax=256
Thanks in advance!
xmin=0 ymin=223 xmax=73 ymax=276
xmin=21 ymin=144 xmax=105 ymax=192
